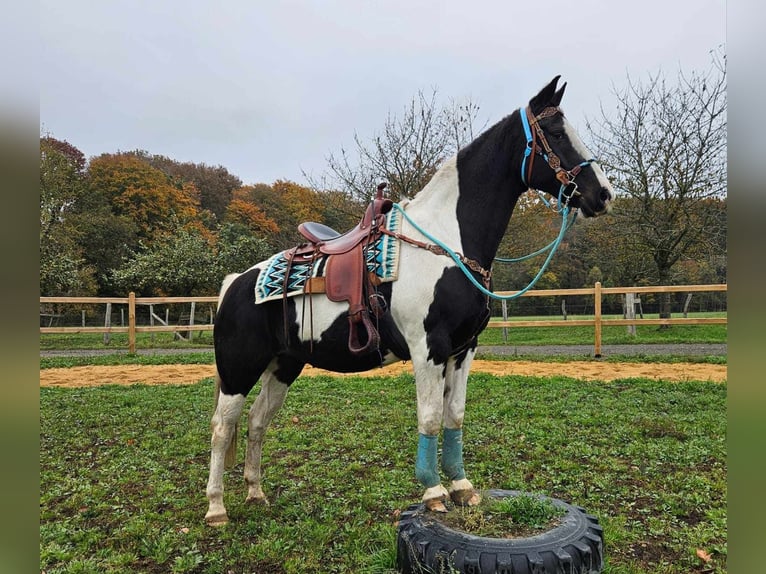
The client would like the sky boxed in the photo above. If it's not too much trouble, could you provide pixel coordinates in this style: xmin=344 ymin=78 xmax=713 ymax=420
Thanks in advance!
xmin=39 ymin=0 xmax=726 ymax=188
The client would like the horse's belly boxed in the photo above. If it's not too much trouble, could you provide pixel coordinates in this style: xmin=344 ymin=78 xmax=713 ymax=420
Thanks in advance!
xmin=303 ymin=349 xmax=404 ymax=374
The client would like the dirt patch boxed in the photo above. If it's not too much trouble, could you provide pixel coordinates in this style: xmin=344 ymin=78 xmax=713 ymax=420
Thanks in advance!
xmin=39 ymin=360 xmax=726 ymax=388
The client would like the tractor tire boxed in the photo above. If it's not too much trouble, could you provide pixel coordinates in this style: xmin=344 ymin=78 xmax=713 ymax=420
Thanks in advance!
xmin=396 ymin=489 xmax=604 ymax=574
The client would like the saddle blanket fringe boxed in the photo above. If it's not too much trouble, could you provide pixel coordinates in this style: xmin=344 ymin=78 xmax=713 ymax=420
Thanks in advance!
xmin=254 ymin=208 xmax=402 ymax=304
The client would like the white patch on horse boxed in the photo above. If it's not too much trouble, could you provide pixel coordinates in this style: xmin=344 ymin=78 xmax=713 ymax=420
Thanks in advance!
xmin=389 ymin=155 xmax=462 ymax=344
xmin=562 ymin=116 xmax=614 ymax=202
xmin=293 ymin=294 xmax=347 ymax=343
xmin=218 ymin=273 xmax=241 ymax=306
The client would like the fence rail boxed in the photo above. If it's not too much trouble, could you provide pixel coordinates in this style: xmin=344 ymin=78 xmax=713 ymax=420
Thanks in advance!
xmin=40 ymin=283 xmax=727 ymax=355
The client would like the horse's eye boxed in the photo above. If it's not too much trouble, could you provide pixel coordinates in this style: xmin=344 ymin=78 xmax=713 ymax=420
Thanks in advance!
xmin=551 ymin=131 xmax=564 ymax=140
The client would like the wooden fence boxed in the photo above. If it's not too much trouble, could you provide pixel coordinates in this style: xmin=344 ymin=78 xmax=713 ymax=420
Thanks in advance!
xmin=40 ymin=283 xmax=727 ymax=355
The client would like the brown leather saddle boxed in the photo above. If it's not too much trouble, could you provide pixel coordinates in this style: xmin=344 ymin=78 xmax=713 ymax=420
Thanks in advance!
xmin=287 ymin=184 xmax=393 ymax=355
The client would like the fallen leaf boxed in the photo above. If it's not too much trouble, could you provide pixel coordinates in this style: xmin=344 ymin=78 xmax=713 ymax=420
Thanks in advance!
xmin=291 ymin=416 xmax=299 ymax=423
xmin=696 ymin=548 xmax=712 ymax=562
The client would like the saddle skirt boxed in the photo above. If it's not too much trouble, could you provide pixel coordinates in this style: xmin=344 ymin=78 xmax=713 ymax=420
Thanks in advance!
xmin=254 ymin=207 xmax=402 ymax=305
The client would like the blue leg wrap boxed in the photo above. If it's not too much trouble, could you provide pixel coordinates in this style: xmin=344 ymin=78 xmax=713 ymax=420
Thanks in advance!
xmin=415 ymin=433 xmax=440 ymax=488
xmin=442 ymin=427 xmax=466 ymax=481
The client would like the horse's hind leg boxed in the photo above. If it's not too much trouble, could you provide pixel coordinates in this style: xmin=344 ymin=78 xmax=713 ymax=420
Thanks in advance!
xmin=205 ymin=374 xmax=247 ymax=526
xmin=244 ymin=356 xmax=303 ymax=505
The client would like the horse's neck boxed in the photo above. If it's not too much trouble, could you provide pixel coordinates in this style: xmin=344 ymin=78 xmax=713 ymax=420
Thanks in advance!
xmin=405 ymin=116 xmax=525 ymax=268
xmin=403 ymin=155 xmax=463 ymax=243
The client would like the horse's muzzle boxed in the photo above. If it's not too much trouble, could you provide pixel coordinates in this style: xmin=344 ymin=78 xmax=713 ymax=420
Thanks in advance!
xmin=577 ymin=186 xmax=613 ymax=217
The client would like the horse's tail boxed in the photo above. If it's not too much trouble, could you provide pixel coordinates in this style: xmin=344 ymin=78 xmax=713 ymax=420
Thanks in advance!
xmin=212 ymin=371 xmax=238 ymax=469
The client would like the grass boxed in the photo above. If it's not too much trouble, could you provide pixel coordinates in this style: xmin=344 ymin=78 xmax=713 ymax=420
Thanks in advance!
xmin=480 ymin=313 xmax=727 ymax=346
xmin=433 ymin=491 xmax=567 ymax=539
xmin=40 ymin=371 xmax=727 ymax=573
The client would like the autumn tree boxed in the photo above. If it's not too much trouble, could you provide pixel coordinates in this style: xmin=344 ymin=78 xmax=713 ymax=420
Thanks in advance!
xmin=232 ymin=180 xmax=339 ymax=250
xmin=87 ymin=153 xmax=203 ymax=240
xmin=39 ymin=136 xmax=97 ymax=295
xmin=586 ymin=48 xmax=727 ymax=319
xmin=134 ymin=151 xmax=242 ymax=221
xmin=318 ymin=90 xmax=482 ymax=202
xmin=224 ymin=189 xmax=280 ymax=236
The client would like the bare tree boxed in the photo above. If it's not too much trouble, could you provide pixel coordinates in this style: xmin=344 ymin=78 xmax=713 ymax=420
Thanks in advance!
xmin=315 ymin=90 xmax=482 ymax=203
xmin=587 ymin=47 xmax=727 ymax=319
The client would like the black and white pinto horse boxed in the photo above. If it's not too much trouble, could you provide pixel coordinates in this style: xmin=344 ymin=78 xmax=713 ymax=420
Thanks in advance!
xmin=205 ymin=76 xmax=613 ymax=525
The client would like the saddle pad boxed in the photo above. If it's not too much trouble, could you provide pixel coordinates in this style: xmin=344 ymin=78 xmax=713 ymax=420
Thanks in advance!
xmin=254 ymin=207 xmax=402 ymax=304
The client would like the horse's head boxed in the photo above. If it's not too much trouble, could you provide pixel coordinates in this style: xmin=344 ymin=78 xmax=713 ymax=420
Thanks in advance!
xmin=522 ymin=76 xmax=613 ymax=217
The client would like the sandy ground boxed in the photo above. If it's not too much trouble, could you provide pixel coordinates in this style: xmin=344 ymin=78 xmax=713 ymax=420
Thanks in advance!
xmin=39 ymin=360 xmax=726 ymax=388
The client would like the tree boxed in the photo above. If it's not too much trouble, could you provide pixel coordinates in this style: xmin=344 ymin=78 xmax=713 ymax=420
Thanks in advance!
xmin=224 ymin=192 xmax=280 ymax=237
xmin=39 ymin=136 xmax=97 ymax=295
xmin=135 ymin=152 xmax=242 ymax=221
xmin=111 ymin=226 xmax=219 ymax=296
xmin=111 ymin=222 xmax=274 ymax=296
xmin=215 ymin=223 xmax=273 ymax=275
xmin=318 ymin=90 xmax=482 ymax=202
xmin=233 ymin=180 xmax=342 ymax=251
xmin=586 ymin=48 xmax=727 ymax=319
xmin=87 ymin=153 xmax=204 ymax=242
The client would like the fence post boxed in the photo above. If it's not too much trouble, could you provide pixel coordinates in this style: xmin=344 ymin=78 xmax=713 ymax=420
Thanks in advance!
xmin=149 ymin=304 xmax=155 ymax=342
xmin=594 ymin=281 xmax=602 ymax=357
xmin=104 ymin=302 xmax=111 ymax=345
xmin=625 ymin=292 xmax=636 ymax=336
xmin=128 ymin=292 xmax=136 ymax=354
xmin=501 ymin=300 xmax=508 ymax=343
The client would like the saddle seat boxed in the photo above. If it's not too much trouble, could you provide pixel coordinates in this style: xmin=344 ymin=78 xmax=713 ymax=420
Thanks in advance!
xmin=297 ymin=194 xmax=393 ymax=255
xmin=289 ymin=185 xmax=393 ymax=356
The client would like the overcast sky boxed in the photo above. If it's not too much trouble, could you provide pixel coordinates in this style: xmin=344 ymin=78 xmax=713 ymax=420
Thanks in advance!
xmin=40 ymin=0 xmax=725 ymax=187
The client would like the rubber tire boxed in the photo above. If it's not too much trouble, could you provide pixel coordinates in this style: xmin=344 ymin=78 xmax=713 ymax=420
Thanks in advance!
xmin=396 ymin=489 xmax=604 ymax=574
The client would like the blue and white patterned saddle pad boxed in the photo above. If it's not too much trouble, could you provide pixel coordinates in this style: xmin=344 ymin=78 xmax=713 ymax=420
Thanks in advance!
xmin=255 ymin=208 xmax=402 ymax=304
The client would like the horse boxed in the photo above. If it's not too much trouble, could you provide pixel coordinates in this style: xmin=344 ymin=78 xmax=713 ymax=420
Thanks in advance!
xmin=205 ymin=76 xmax=614 ymax=525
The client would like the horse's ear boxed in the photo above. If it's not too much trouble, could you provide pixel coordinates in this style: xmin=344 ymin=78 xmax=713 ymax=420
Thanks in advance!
xmin=551 ymin=82 xmax=567 ymax=107
xmin=529 ymin=75 xmax=562 ymax=114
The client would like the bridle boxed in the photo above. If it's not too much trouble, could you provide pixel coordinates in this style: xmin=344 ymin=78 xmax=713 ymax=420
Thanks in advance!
xmin=519 ymin=105 xmax=595 ymax=210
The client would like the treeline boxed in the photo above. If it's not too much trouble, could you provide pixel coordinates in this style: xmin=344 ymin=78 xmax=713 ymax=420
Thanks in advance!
xmin=40 ymin=138 xmax=364 ymax=298
xmin=40 ymin=133 xmax=726 ymax=316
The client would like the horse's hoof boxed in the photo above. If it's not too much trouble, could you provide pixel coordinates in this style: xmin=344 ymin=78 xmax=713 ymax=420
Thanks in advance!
xmin=450 ymin=488 xmax=482 ymax=507
xmin=204 ymin=512 xmax=229 ymax=527
xmin=245 ymin=495 xmax=270 ymax=506
xmin=425 ymin=497 xmax=449 ymax=513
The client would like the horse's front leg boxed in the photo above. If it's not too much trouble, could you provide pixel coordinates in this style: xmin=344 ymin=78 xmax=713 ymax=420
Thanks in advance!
xmin=412 ymin=359 xmax=450 ymax=512
xmin=443 ymin=351 xmax=481 ymax=507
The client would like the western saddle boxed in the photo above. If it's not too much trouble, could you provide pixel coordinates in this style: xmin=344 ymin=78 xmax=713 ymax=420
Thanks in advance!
xmin=287 ymin=183 xmax=393 ymax=355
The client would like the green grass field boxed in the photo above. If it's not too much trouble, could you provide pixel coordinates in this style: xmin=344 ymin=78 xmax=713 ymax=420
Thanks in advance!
xmin=40 ymin=372 xmax=726 ymax=573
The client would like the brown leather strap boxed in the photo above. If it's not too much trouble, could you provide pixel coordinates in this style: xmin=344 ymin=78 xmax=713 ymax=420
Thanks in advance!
xmin=526 ymin=105 xmax=573 ymax=186
xmin=379 ymin=228 xmax=491 ymax=287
